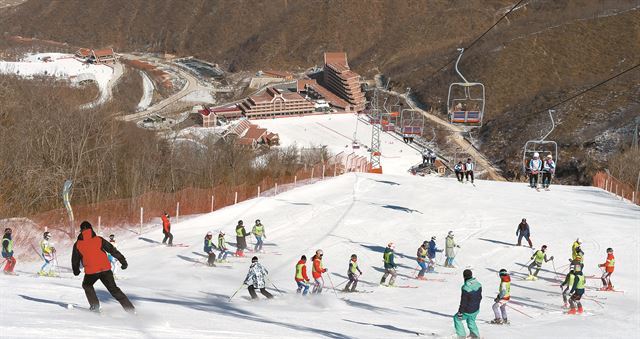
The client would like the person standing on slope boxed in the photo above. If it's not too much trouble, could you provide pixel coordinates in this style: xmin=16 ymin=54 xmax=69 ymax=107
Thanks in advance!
xmin=445 ymin=231 xmax=460 ymax=268
xmin=454 ymin=161 xmax=464 ymax=183
xmin=295 ymin=255 xmax=311 ymax=296
xmin=598 ymin=248 xmax=615 ymax=291
xmin=454 ymin=269 xmax=482 ymax=339
xmin=203 ymin=231 xmax=217 ymax=267
xmin=380 ymin=243 xmax=398 ymax=286
xmin=217 ymin=231 xmax=230 ymax=262
xmin=490 ymin=269 xmax=511 ymax=324
xmin=344 ymin=254 xmax=363 ymax=292
xmin=567 ymin=268 xmax=586 ymax=315
xmin=516 ymin=218 xmax=533 ymax=247
xmin=39 ymin=231 xmax=57 ymax=276
xmin=161 ymin=211 xmax=173 ymax=246
xmin=311 ymin=249 xmax=328 ymax=294
xmin=252 ymin=219 xmax=266 ymax=253
xmin=72 ymin=221 xmax=135 ymax=313
xmin=235 ymin=220 xmax=250 ymax=257
xmin=464 ymin=158 xmax=475 ymax=184
xmin=244 ymin=256 xmax=273 ymax=300
xmin=107 ymin=234 xmax=119 ymax=274
xmin=541 ymin=154 xmax=556 ymax=190
xmin=528 ymin=152 xmax=543 ymax=189
xmin=2 ymin=228 xmax=16 ymax=275
xmin=571 ymin=238 xmax=584 ymax=267
xmin=416 ymin=241 xmax=429 ymax=279
xmin=527 ymin=245 xmax=554 ymax=280
xmin=560 ymin=264 xmax=578 ymax=308
xmin=427 ymin=236 xmax=443 ymax=273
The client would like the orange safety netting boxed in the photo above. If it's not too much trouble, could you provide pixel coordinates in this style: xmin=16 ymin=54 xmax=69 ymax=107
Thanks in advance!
xmin=592 ymin=171 xmax=639 ymax=206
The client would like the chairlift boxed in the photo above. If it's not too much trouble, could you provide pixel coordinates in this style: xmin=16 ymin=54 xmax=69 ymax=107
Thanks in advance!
xmin=447 ymin=48 xmax=485 ymax=127
xmin=400 ymin=109 xmax=425 ymax=136
xmin=522 ymin=110 xmax=558 ymax=173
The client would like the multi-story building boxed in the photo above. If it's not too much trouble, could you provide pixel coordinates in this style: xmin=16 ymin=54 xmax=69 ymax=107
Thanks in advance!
xmin=238 ymin=87 xmax=315 ymax=118
xmin=322 ymin=52 xmax=365 ymax=112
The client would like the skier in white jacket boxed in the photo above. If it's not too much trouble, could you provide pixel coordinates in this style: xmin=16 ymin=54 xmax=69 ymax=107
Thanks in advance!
xmin=244 ymin=256 xmax=274 ymax=299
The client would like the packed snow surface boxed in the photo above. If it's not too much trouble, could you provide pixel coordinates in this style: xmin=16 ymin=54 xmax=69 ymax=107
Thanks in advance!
xmin=1 ymin=174 xmax=638 ymax=338
xmin=0 ymin=53 xmax=114 ymax=105
xmin=136 ymin=71 xmax=154 ymax=111
xmin=256 ymin=114 xmax=422 ymax=176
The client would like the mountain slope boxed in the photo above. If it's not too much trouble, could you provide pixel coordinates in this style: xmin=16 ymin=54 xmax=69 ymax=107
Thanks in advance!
xmin=1 ymin=173 xmax=638 ymax=338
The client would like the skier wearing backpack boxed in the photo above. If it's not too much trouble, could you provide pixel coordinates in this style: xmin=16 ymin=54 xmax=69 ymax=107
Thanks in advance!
xmin=527 ymin=245 xmax=554 ymax=280
xmin=380 ymin=243 xmax=397 ymax=286
xmin=454 ymin=269 xmax=482 ymax=338
xmin=416 ymin=241 xmax=428 ymax=279
xmin=203 ymin=231 xmax=217 ymax=267
xmin=516 ymin=218 xmax=533 ymax=247
xmin=464 ymin=158 xmax=475 ymax=184
xmin=252 ymin=219 xmax=265 ymax=253
xmin=567 ymin=269 xmax=586 ymax=315
xmin=598 ymin=248 xmax=615 ymax=291
xmin=427 ymin=236 xmax=443 ymax=273
xmin=235 ymin=220 xmax=250 ymax=257
xmin=244 ymin=256 xmax=273 ymax=300
xmin=39 ymin=231 xmax=57 ymax=276
xmin=344 ymin=254 xmax=363 ymax=292
xmin=217 ymin=231 xmax=230 ymax=262
xmin=454 ymin=161 xmax=464 ymax=182
xmin=311 ymin=249 xmax=328 ymax=294
xmin=295 ymin=255 xmax=311 ymax=296
xmin=541 ymin=154 xmax=556 ymax=190
xmin=528 ymin=153 xmax=543 ymax=189
xmin=72 ymin=221 xmax=135 ymax=313
xmin=2 ymin=228 xmax=16 ymax=274
xmin=445 ymin=231 xmax=460 ymax=268
xmin=161 ymin=212 xmax=173 ymax=246
xmin=490 ymin=269 xmax=511 ymax=325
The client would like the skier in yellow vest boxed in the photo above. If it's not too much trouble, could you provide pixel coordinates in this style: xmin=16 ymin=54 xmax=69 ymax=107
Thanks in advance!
xmin=252 ymin=219 xmax=266 ymax=253
xmin=571 ymin=238 xmax=584 ymax=266
xmin=490 ymin=269 xmax=511 ymax=324
xmin=527 ymin=245 xmax=553 ymax=280
xmin=39 ymin=231 xmax=57 ymax=276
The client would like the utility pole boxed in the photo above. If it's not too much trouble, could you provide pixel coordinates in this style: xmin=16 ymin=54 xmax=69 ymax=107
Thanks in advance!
xmin=633 ymin=123 xmax=638 ymax=150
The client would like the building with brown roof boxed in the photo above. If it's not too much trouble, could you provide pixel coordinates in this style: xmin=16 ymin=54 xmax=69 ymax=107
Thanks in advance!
xmin=238 ymin=87 xmax=315 ymax=119
xmin=224 ymin=120 xmax=279 ymax=149
xmin=322 ymin=52 xmax=365 ymax=112
xmin=92 ymin=48 xmax=116 ymax=64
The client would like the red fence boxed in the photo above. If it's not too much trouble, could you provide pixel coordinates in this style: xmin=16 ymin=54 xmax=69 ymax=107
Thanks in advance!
xmin=592 ymin=171 xmax=639 ymax=205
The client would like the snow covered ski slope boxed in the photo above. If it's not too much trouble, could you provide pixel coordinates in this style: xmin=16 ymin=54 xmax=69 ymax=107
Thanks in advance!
xmin=1 ymin=174 xmax=638 ymax=338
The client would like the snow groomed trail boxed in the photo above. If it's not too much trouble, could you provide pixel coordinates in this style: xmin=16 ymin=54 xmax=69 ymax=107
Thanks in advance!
xmin=1 ymin=174 xmax=638 ymax=338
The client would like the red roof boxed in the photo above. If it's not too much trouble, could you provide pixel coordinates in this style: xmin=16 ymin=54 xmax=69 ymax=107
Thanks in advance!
xmin=243 ymin=125 xmax=267 ymax=140
xmin=93 ymin=48 xmax=115 ymax=57
xmin=76 ymin=48 xmax=92 ymax=57
xmin=263 ymin=70 xmax=292 ymax=78
xmin=324 ymin=52 xmax=348 ymax=68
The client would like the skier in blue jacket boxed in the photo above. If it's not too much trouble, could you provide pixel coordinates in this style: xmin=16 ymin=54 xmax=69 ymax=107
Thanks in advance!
xmin=203 ymin=232 xmax=217 ymax=267
xmin=427 ymin=236 xmax=443 ymax=273
xmin=454 ymin=269 xmax=482 ymax=338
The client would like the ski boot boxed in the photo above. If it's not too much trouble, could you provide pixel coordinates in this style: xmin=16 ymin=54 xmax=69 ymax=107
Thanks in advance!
xmin=567 ymin=308 xmax=577 ymax=315
xmin=89 ymin=305 xmax=102 ymax=313
xmin=606 ymin=285 xmax=614 ymax=291
xmin=525 ymin=275 xmax=537 ymax=281
xmin=490 ymin=318 xmax=502 ymax=324
xmin=342 ymin=288 xmax=351 ymax=293
xmin=577 ymin=306 xmax=583 ymax=314
xmin=502 ymin=318 xmax=509 ymax=325
xmin=562 ymin=302 xmax=569 ymax=309
xmin=416 ymin=276 xmax=427 ymax=280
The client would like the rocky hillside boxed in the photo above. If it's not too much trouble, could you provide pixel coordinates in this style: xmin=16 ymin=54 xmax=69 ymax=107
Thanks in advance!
xmin=1 ymin=0 xmax=638 ymax=183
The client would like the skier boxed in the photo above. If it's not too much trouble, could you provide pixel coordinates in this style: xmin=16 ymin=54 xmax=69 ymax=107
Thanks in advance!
xmin=252 ymin=219 xmax=265 ymax=253
xmin=567 ymin=268 xmax=586 ymax=314
xmin=464 ymin=158 xmax=475 ymax=184
xmin=2 ymin=228 xmax=16 ymax=275
xmin=217 ymin=231 xmax=230 ymax=262
xmin=203 ymin=231 xmax=217 ymax=267
xmin=244 ymin=256 xmax=273 ymax=300
xmin=294 ymin=255 xmax=311 ymax=296
xmin=161 ymin=211 xmax=173 ymax=246
xmin=39 ymin=231 xmax=57 ymax=276
xmin=344 ymin=254 xmax=363 ymax=292
xmin=516 ymin=218 xmax=533 ymax=247
xmin=422 ymin=149 xmax=430 ymax=165
xmin=235 ymin=220 xmax=250 ymax=257
xmin=430 ymin=151 xmax=437 ymax=165
xmin=490 ymin=269 xmax=511 ymax=324
xmin=454 ymin=161 xmax=464 ymax=183
xmin=416 ymin=241 xmax=428 ymax=279
xmin=72 ymin=221 xmax=135 ymax=313
xmin=427 ymin=236 xmax=443 ymax=273
xmin=380 ymin=242 xmax=397 ymax=286
xmin=598 ymin=248 xmax=615 ymax=291
xmin=311 ymin=249 xmax=328 ymax=294
xmin=541 ymin=154 xmax=556 ymax=190
xmin=107 ymin=234 xmax=119 ymax=273
xmin=560 ymin=264 xmax=578 ymax=308
xmin=528 ymin=152 xmax=543 ymax=189
xmin=454 ymin=269 xmax=482 ymax=339
xmin=445 ymin=231 xmax=460 ymax=268
xmin=527 ymin=245 xmax=554 ymax=280
xmin=571 ymin=238 xmax=584 ymax=266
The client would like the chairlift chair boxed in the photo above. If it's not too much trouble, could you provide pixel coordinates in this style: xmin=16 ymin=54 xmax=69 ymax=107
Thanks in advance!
xmin=447 ymin=48 xmax=485 ymax=127
xmin=400 ymin=109 xmax=425 ymax=137
xmin=521 ymin=110 xmax=559 ymax=173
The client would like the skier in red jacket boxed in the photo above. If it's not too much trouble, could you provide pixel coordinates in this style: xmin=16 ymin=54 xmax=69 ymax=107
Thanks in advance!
xmin=598 ymin=248 xmax=615 ymax=291
xmin=311 ymin=249 xmax=328 ymax=294
xmin=161 ymin=212 xmax=173 ymax=246
xmin=294 ymin=255 xmax=311 ymax=295
xmin=72 ymin=221 xmax=135 ymax=313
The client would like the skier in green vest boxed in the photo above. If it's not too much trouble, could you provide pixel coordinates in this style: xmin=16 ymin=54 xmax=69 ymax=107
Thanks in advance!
xmin=252 ymin=219 xmax=266 ymax=253
xmin=2 ymin=228 xmax=16 ymax=274
xmin=344 ymin=254 xmax=363 ymax=292
xmin=380 ymin=242 xmax=397 ymax=286
xmin=527 ymin=245 xmax=554 ymax=280
xmin=490 ymin=269 xmax=511 ymax=324
xmin=567 ymin=269 xmax=586 ymax=314
xmin=560 ymin=264 xmax=579 ymax=308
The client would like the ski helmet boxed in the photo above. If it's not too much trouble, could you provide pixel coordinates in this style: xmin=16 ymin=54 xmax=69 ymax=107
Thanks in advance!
xmin=206 ymin=231 xmax=212 ymax=237
xmin=448 ymin=231 xmax=453 ymax=237
xmin=499 ymin=269 xmax=508 ymax=276
xmin=422 ymin=240 xmax=428 ymax=246
xmin=43 ymin=231 xmax=51 ymax=240
xmin=109 ymin=234 xmax=115 ymax=240
xmin=351 ymin=254 xmax=357 ymax=259
xmin=3 ymin=228 xmax=11 ymax=234
xmin=301 ymin=255 xmax=307 ymax=261
xmin=238 ymin=220 xmax=243 ymax=225
xmin=387 ymin=242 xmax=395 ymax=249
xmin=316 ymin=249 xmax=323 ymax=256
xmin=251 ymin=256 xmax=258 ymax=263
xmin=541 ymin=245 xmax=547 ymax=250
xmin=576 ymin=238 xmax=582 ymax=244
xmin=431 ymin=236 xmax=436 ymax=241
xmin=533 ymin=152 xmax=540 ymax=158
xmin=606 ymin=247 xmax=613 ymax=253
xmin=255 ymin=219 xmax=261 ymax=224
xmin=219 ymin=231 xmax=225 ymax=236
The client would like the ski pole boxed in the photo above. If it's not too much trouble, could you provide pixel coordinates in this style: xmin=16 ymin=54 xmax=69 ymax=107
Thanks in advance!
xmin=326 ymin=273 xmax=339 ymax=298
xmin=228 ymin=283 xmax=246 ymax=302
xmin=551 ymin=259 xmax=561 ymax=281
xmin=505 ymin=303 xmax=534 ymax=318
xmin=519 ymin=259 xmax=533 ymax=272
xmin=582 ymin=296 xmax=605 ymax=308
xmin=268 ymin=278 xmax=284 ymax=295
